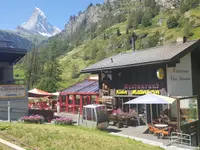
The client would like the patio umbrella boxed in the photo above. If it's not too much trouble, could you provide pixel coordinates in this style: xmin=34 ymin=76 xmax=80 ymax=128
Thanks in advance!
xmin=125 ymin=93 xmax=175 ymax=105
xmin=124 ymin=93 xmax=176 ymax=123
xmin=51 ymin=92 xmax=60 ymax=96
xmin=28 ymin=88 xmax=52 ymax=97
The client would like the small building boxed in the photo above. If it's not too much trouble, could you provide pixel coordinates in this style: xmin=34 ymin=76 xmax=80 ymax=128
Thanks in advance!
xmin=60 ymin=77 xmax=99 ymax=114
xmin=81 ymin=39 xmax=200 ymax=122
xmin=0 ymin=41 xmax=28 ymax=120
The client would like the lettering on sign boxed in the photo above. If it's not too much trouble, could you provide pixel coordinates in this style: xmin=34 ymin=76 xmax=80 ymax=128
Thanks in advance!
xmin=0 ymin=85 xmax=26 ymax=98
xmin=132 ymin=90 xmax=160 ymax=95
xmin=173 ymin=69 xmax=189 ymax=73
xmin=170 ymin=75 xmax=190 ymax=81
xmin=124 ymin=83 xmax=160 ymax=90
xmin=116 ymin=90 xmax=128 ymax=95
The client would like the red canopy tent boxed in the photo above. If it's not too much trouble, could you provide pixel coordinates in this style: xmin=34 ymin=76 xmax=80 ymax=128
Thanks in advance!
xmin=28 ymin=88 xmax=52 ymax=97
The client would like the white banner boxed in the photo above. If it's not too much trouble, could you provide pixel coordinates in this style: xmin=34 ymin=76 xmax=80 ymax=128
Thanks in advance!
xmin=0 ymin=85 xmax=26 ymax=98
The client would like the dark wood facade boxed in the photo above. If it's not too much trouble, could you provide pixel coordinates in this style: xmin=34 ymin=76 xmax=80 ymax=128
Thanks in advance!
xmin=99 ymin=63 xmax=167 ymax=98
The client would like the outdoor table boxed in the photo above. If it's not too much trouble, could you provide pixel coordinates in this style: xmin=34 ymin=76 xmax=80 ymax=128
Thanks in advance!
xmin=155 ymin=124 xmax=168 ymax=128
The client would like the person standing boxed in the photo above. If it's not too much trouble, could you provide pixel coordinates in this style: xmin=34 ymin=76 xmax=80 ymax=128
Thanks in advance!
xmin=56 ymin=101 xmax=60 ymax=113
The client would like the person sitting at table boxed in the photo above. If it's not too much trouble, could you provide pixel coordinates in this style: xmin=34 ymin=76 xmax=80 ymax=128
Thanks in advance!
xmin=181 ymin=117 xmax=188 ymax=125
xmin=158 ymin=111 xmax=170 ymax=124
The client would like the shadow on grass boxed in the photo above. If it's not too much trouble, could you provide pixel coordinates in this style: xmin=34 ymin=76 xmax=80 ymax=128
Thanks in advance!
xmin=104 ymin=128 xmax=122 ymax=133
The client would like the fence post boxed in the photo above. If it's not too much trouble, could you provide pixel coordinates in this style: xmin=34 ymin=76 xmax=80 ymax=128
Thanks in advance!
xmin=77 ymin=108 xmax=80 ymax=125
xmin=8 ymin=101 xmax=11 ymax=122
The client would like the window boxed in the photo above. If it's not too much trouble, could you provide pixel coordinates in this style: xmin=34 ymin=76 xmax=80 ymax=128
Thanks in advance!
xmin=62 ymin=95 xmax=66 ymax=102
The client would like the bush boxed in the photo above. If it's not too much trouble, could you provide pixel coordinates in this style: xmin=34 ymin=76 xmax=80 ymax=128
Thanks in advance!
xmin=20 ymin=115 xmax=44 ymax=124
xmin=0 ymin=124 xmax=11 ymax=131
xmin=167 ymin=16 xmax=178 ymax=29
xmin=54 ymin=117 xmax=73 ymax=125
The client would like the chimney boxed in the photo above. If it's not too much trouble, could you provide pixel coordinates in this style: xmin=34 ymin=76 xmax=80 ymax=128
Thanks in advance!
xmin=111 ymin=58 xmax=113 ymax=62
xmin=183 ymin=36 xmax=187 ymax=43
xmin=132 ymin=33 xmax=136 ymax=51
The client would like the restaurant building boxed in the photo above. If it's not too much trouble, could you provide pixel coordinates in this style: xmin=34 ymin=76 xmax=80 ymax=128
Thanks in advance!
xmin=60 ymin=76 xmax=99 ymax=114
xmin=81 ymin=39 xmax=200 ymax=122
xmin=0 ymin=41 xmax=28 ymax=120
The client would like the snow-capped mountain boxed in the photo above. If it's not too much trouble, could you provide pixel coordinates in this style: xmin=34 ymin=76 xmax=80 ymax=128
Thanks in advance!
xmin=16 ymin=7 xmax=61 ymax=37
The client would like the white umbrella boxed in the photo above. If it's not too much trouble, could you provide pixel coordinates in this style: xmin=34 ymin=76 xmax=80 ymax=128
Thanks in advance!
xmin=124 ymin=93 xmax=176 ymax=124
xmin=125 ymin=93 xmax=175 ymax=104
xmin=51 ymin=92 xmax=60 ymax=96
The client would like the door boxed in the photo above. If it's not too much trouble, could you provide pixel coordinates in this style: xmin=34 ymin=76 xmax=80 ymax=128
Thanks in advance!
xmin=81 ymin=107 xmax=97 ymax=128
xmin=0 ymin=67 xmax=4 ymax=83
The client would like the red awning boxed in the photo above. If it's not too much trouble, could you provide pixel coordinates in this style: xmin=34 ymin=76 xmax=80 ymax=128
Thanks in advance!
xmin=28 ymin=88 xmax=52 ymax=97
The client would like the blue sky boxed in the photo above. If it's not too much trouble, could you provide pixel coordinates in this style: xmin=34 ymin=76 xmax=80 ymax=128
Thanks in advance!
xmin=0 ymin=0 xmax=103 ymax=30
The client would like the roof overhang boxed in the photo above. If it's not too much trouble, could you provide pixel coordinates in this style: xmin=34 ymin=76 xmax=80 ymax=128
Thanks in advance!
xmin=0 ymin=47 xmax=27 ymax=64
xmin=80 ymin=60 xmax=170 ymax=73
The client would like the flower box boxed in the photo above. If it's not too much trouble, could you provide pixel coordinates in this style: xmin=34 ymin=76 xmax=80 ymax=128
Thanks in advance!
xmin=20 ymin=115 xmax=44 ymax=124
xmin=54 ymin=117 xmax=73 ymax=125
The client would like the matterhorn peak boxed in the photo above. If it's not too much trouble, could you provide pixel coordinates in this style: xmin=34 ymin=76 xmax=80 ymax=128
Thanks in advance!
xmin=16 ymin=7 xmax=61 ymax=37
xmin=34 ymin=7 xmax=46 ymax=18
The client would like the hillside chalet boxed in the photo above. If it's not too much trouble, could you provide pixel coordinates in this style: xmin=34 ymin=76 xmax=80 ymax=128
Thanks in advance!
xmin=0 ymin=41 xmax=28 ymax=120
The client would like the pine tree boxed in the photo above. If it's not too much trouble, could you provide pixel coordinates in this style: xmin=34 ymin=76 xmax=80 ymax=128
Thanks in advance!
xmin=38 ymin=41 xmax=62 ymax=92
xmin=89 ymin=43 xmax=98 ymax=59
xmin=183 ymin=20 xmax=190 ymax=37
xmin=167 ymin=16 xmax=178 ymax=29
xmin=104 ymin=33 xmax=106 ymax=40
xmin=71 ymin=61 xmax=79 ymax=79
xmin=126 ymin=28 xmax=129 ymax=34
xmin=117 ymin=28 xmax=121 ymax=36
xmin=96 ymin=49 xmax=106 ymax=61
xmin=142 ymin=12 xmax=152 ymax=27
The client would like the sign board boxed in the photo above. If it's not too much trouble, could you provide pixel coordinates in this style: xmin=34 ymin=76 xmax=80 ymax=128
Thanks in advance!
xmin=167 ymin=53 xmax=193 ymax=116
xmin=124 ymin=83 xmax=160 ymax=90
xmin=132 ymin=90 xmax=160 ymax=95
xmin=167 ymin=53 xmax=193 ymax=97
xmin=157 ymin=68 xmax=165 ymax=80
xmin=116 ymin=90 xmax=128 ymax=95
xmin=0 ymin=85 xmax=26 ymax=98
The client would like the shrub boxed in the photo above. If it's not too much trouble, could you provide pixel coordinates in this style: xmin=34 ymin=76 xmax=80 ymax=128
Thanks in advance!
xmin=20 ymin=115 xmax=44 ymax=124
xmin=167 ymin=16 xmax=178 ymax=29
xmin=54 ymin=117 xmax=73 ymax=125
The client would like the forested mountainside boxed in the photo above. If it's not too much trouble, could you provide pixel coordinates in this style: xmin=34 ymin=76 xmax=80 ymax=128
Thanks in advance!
xmin=15 ymin=0 xmax=200 ymax=92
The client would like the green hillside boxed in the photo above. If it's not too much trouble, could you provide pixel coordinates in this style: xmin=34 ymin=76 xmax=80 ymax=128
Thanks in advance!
xmin=15 ymin=0 xmax=200 ymax=91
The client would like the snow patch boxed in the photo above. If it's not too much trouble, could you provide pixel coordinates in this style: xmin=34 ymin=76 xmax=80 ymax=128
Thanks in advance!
xmin=35 ymin=7 xmax=46 ymax=18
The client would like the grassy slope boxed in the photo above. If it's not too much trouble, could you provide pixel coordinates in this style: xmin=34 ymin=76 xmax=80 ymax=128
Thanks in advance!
xmin=14 ymin=7 xmax=200 ymax=89
xmin=0 ymin=123 xmax=163 ymax=150
xmin=0 ymin=143 xmax=12 ymax=150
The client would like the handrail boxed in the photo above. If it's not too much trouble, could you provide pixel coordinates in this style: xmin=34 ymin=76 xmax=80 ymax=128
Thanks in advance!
xmin=170 ymin=132 xmax=192 ymax=146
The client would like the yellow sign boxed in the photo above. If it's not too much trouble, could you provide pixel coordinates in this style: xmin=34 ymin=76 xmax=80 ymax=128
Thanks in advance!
xmin=132 ymin=90 xmax=160 ymax=95
xmin=116 ymin=90 xmax=128 ymax=95
xmin=157 ymin=68 xmax=165 ymax=80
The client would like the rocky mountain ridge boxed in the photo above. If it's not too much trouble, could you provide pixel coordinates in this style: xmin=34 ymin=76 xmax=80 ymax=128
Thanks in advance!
xmin=62 ymin=0 xmax=181 ymax=38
